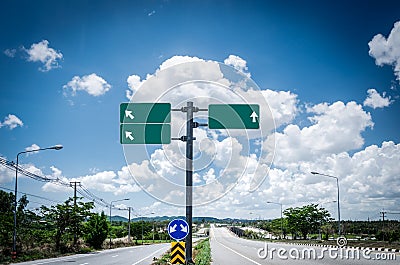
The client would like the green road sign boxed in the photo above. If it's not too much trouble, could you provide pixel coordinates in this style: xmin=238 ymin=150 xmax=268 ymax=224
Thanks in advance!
xmin=120 ymin=124 xmax=171 ymax=144
xmin=208 ymin=104 xmax=260 ymax=129
xmin=120 ymin=103 xmax=171 ymax=124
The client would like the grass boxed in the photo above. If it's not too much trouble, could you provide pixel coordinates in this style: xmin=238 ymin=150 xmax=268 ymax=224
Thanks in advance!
xmin=151 ymin=238 xmax=212 ymax=265
xmin=152 ymin=251 xmax=171 ymax=265
xmin=193 ymin=238 xmax=211 ymax=265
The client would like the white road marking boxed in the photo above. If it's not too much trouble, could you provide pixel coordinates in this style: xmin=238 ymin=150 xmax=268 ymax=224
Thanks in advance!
xmin=212 ymin=228 xmax=261 ymax=265
xmin=32 ymin=256 xmax=78 ymax=264
xmin=131 ymin=245 xmax=169 ymax=265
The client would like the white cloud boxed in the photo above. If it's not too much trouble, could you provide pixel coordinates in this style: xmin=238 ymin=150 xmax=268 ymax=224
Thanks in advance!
xmin=63 ymin=73 xmax=111 ymax=97
xmin=368 ymin=21 xmax=400 ymax=82
xmin=363 ymin=88 xmax=392 ymax=109
xmin=261 ymin=90 xmax=298 ymax=128
xmin=190 ymin=141 xmax=400 ymax=219
xmin=121 ymin=54 xmax=298 ymax=205
xmin=42 ymin=165 xmax=141 ymax=196
xmin=4 ymin=48 xmax=16 ymax=58
xmin=125 ymin=55 xmax=204 ymax=100
xmin=158 ymin=55 xmax=204 ymax=71
xmin=24 ymin=144 xmax=40 ymax=155
xmin=126 ymin=74 xmax=144 ymax=99
xmin=265 ymin=101 xmax=373 ymax=167
xmin=0 ymin=162 xmax=16 ymax=183
xmin=24 ymin=40 xmax=63 ymax=72
xmin=0 ymin=114 xmax=23 ymax=130
xmin=224 ymin=55 xmax=250 ymax=77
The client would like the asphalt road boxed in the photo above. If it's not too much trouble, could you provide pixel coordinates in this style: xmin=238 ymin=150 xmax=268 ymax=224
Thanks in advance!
xmin=14 ymin=243 xmax=169 ymax=265
xmin=210 ymin=225 xmax=399 ymax=265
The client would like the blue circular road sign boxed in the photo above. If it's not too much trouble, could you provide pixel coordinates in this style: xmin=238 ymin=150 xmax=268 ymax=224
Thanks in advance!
xmin=168 ymin=218 xmax=189 ymax=241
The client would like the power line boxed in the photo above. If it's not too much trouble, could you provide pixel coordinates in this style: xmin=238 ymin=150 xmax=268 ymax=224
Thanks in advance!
xmin=0 ymin=185 xmax=62 ymax=203
xmin=0 ymin=157 xmax=111 ymax=208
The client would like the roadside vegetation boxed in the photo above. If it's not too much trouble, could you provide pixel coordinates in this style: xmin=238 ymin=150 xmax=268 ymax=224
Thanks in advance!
xmin=0 ymin=190 xmax=170 ymax=264
xmin=230 ymin=203 xmax=400 ymax=250
xmin=152 ymin=238 xmax=211 ymax=265
xmin=193 ymin=238 xmax=211 ymax=265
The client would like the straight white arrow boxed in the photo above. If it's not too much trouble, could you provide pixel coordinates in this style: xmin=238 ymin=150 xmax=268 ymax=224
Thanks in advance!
xmin=250 ymin=111 xmax=258 ymax=123
xmin=180 ymin=224 xmax=188 ymax=233
xmin=170 ymin=224 xmax=177 ymax=233
xmin=125 ymin=110 xmax=134 ymax=120
xmin=125 ymin=131 xmax=134 ymax=141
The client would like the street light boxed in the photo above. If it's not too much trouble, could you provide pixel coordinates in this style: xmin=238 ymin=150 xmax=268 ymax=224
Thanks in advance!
xmin=109 ymin=198 xmax=130 ymax=248
xmin=12 ymin=144 xmax=63 ymax=259
xmin=266 ymin=201 xmax=283 ymax=239
xmin=311 ymin=171 xmax=341 ymax=236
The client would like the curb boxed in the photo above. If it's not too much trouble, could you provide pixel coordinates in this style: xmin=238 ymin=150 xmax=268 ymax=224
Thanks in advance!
xmin=284 ymin=242 xmax=400 ymax=253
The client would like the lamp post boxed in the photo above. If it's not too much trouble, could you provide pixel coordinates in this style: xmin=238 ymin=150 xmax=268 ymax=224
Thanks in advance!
xmin=12 ymin=144 xmax=63 ymax=259
xmin=127 ymin=207 xmax=132 ymax=243
xmin=266 ymin=201 xmax=283 ymax=239
xmin=311 ymin=171 xmax=341 ymax=236
xmin=141 ymin=215 xmax=144 ymax=245
xmin=148 ymin=212 xmax=155 ymax=243
xmin=109 ymin=198 xmax=130 ymax=248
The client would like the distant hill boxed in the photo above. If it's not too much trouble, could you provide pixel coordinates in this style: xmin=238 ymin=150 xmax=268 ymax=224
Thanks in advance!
xmin=110 ymin=215 xmax=257 ymax=223
xmin=111 ymin=215 xmax=129 ymax=222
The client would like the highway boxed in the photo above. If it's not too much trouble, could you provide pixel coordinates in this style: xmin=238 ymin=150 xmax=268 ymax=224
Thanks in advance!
xmin=15 ymin=243 xmax=169 ymax=265
xmin=210 ymin=225 xmax=398 ymax=265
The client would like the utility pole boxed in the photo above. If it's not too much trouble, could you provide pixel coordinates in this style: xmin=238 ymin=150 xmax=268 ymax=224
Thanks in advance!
xmin=70 ymin=181 xmax=81 ymax=245
xmin=70 ymin=181 xmax=81 ymax=206
xmin=380 ymin=210 xmax=387 ymax=241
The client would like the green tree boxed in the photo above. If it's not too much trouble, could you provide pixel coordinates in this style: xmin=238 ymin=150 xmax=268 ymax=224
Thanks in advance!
xmin=321 ymin=222 xmax=335 ymax=240
xmin=40 ymin=197 xmax=94 ymax=251
xmin=128 ymin=221 xmax=152 ymax=242
xmin=84 ymin=212 xmax=109 ymax=249
xmin=284 ymin=204 xmax=331 ymax=240
xmin=0 ymin=191 xmax=30 ymax=256
xmin=0 ymin=191 xmax=14 ymax=254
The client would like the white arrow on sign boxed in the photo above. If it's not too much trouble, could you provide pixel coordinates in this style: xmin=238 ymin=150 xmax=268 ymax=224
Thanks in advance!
xmin=125 ymin=110 xmax=135 ymax=120
xmin=250 ymin=111 xmax=258 ymax=123
xmin=180 ymin=224 xmax=188 ymax=233
xmin=125 ymin=131 xmax=134 ymax=141
xmin=169 ymin=224 xmax=177 ymax=233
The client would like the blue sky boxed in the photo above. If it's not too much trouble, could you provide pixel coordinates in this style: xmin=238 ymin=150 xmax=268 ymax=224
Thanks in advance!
xmin=1 ymin=0 xmax=400 ymax=220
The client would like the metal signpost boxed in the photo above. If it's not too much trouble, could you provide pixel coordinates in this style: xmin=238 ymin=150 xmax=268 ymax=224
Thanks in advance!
xmin=120 ymin=101 xmax=260 ymax=264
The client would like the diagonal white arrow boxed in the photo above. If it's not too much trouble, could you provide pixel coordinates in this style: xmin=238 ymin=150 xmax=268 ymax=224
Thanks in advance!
xmin=125 ymin=131 xmax=134 ymax=141
xmin=250 ymin=111 xmax=258 ymax=123
xmin=169 ymin=224 xmax=177 ymax=233
xmin=125 ymin=110 xmax=134 ymax=120
xmin=180 ymin=224 xmax=188 ymax=233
